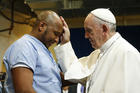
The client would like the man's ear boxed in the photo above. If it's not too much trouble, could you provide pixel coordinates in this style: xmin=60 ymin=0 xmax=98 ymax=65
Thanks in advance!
xmin=38 ymin=22 xmax=46 ymax=32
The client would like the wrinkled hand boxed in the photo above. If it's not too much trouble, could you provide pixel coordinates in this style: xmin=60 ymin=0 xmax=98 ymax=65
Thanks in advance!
xmin=60 ymin=16 xmax=70 ymax=45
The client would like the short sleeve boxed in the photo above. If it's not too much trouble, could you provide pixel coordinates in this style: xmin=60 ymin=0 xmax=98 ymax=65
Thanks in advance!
xmin=8 ymin=41 xmax=37 ymax=72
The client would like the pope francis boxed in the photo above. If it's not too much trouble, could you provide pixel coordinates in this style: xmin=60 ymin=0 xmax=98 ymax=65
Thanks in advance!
xmin=55 ymin=8 xmax=140 ymax=93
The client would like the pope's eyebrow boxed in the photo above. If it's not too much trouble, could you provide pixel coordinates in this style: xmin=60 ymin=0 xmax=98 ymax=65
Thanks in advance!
xmin=85 ymin=28 xmax=92 ymax=33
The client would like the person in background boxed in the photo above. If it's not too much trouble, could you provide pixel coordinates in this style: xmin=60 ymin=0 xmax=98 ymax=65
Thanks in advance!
xmin=54 ymin=8 xmax=140 ymax=93
xmin=62 ymin=86 xmax=69 ymax=93
xmin=77 ymin=83 xmax=85 ymax=93
xmin=0 ymin=82 xmax=2 ymax=93
xmin=3 ymin=10 xmax=64 ymax=93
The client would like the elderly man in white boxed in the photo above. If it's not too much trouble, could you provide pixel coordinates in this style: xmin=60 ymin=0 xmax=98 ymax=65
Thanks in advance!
xmin=55 ymin=8 xmax=140 ymax=93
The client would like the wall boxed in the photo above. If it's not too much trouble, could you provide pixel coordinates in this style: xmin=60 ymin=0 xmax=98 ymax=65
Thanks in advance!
xmin=0 ymin=9 xmax=57 ymax=72
xmin=0 ymin=10 xmax=32 ymax=72
xmin=64 ymin=15 xmax=140 ymax=29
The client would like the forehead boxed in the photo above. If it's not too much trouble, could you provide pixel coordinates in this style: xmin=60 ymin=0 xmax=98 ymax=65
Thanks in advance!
xmin=85 ymin=14 xmax=94 ymax=24
xmin=48 ymin=21 xmax=63 ymax=34
xmin=55 ymin=21 xmax=63 ymax=32
xmin=84 ymin=14 xmax=94 ymax=27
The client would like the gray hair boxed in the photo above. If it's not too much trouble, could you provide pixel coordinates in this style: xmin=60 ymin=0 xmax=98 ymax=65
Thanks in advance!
xmin=94 ymin=16 xmax=116 ymax=32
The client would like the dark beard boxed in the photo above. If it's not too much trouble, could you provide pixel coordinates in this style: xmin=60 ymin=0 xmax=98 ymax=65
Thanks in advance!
xmin=42 ymin=29 xmax=55 ymax=48
xmin=41 ymin=29 xmax=49 ymax=48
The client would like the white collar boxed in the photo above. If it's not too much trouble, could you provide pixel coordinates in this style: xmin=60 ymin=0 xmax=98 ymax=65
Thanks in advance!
xmin=100 ymin=32 xmax=121 ymax=53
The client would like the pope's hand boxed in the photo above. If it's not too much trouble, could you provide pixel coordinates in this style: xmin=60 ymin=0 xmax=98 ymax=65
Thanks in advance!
xmin=60 ymin=16 xmax=70 ymax=45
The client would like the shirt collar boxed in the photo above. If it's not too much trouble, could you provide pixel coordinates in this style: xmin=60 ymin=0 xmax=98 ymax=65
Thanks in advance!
xmin=24 ymin=34 xmax=49 ymax=50
xmin=100 ymin=32 xmax=121 ymax=53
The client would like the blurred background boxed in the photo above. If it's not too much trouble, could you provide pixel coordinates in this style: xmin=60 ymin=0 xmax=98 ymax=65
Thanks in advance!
xmin=0 ymin=0 xmax=140 ymax=92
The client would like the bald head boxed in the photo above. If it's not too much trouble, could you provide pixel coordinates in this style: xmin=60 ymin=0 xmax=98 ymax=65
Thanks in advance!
xmin=30 ymin=10 xmax=63 ymax=48
xmin=37 ymin=10 xmax=62 ymax=27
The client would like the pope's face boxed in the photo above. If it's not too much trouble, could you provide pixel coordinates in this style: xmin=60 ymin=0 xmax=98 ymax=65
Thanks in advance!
xmin=84 ymin=14 xmax=104 ymax=49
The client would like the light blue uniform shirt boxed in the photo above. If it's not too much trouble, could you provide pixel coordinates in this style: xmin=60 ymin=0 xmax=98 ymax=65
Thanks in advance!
xmin=3 ymin=34 xmax=62 ymax=93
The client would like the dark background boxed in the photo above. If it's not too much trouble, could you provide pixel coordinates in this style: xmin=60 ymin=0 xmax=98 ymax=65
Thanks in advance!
xmin=70 ymin=26 xmax=140 ymax=58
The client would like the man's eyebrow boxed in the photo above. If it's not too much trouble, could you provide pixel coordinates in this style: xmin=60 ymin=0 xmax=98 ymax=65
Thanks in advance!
xmin=54 ymin=31 xmax=61 ymax=36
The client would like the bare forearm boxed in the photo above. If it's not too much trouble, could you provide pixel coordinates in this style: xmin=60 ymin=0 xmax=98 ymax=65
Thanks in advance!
xmin=12 ymin=67 xmax=36 ymax=93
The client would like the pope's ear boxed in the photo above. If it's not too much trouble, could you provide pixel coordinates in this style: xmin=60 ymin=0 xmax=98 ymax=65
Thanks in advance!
xmin=102 ymin=24 xmax=108 ymax=33
xmin=102 ymin=24 xmax=108 ymax=32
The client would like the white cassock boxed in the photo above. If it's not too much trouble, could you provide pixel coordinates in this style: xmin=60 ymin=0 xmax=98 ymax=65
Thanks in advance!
xmin=54 ymin=32 xmax=140 ymax=93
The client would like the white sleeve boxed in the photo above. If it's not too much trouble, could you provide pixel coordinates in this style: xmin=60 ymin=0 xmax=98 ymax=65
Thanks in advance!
xmin=12 ymin=63 xmax=29 ymax=68
xmin=54 ymin=42 xmax=100 ymax=84
xmin=54 ymin=42 xmax=78 ymax=73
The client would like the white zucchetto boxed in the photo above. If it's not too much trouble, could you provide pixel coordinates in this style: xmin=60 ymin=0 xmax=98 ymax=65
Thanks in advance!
xmin=91 ymin=8 xmax=116 ymax=24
